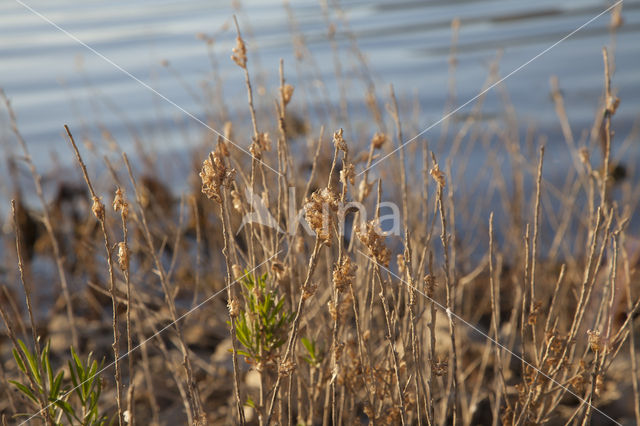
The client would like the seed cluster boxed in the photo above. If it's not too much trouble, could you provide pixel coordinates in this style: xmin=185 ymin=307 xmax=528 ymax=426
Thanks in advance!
xmin=304 ymin=188 xmax=338 ymax=245
xmin=200 ymin=148 xmax=234 ymax=203
xmin=332 ymin=256 xmax=357 ymax=293
xmin=357 ymin=219 xmax=391 ymax=267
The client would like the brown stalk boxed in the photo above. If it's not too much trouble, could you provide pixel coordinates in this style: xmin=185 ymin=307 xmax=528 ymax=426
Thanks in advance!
xmin=432 ymin=153 xmax=459 ymax=424
xmin=219 ymin=186 xmax=246 ymax=425
xmin=65 ymin=125 xmax=125 ymax=426
xmin=266 ymin=238 xmax=324 ymax=424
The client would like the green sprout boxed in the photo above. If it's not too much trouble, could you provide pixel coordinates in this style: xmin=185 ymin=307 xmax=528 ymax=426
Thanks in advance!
xmin=231 ymin=271 xmax=294 ymax=366
xmin=10 ymin=338 xmax=110 ymax=425
xmin=301 ymin=337 xmax=323 ymax=367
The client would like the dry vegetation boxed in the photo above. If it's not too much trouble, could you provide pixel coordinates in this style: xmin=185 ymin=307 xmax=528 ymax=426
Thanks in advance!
xmin=1 ymin=5 xmax=639 ymax=426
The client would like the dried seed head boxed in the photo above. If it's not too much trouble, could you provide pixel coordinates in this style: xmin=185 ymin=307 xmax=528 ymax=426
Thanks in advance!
xmin=92 ymin=196 xmax=105 ymax=221
xmin=228 ymin=298 xmax=240 ymax=318
xmin=333 ymin=128 xmax=347 ymax=153
xmin=606 ymin=95 xmax=620 ymax=117
xmin=429 ymin=164 xmax=446 ymax=188
xmin=528 ymin=301 xmax=542 ymax=326
xmin=249 ymin=132 xmax=271 ymax=159
xmin=200 ymin=150 xmax=234 ymax=203
xmin=302 ymin=282 xmax=318 ymax=301
xmin=432 ymin=359 xmax=448 ymax=376
xmin=117 ymin=242 xmax=130 ymax=271
xmin=371 ymin=132 xmax=387 ymax=150
xmin=424 ymin=275 xmax=436 ymax=298
xmin=357 ymin=219 xmax=391 ymax=267
xmin=332 ymin=256 xmax=357 ymax=293
xmin=112 ymin=187 xmax=129 ymax=219
xmin=282 ymin=84 xmax=294 ymax=105
xmin=587 ymin=329 xmax=605 ymax=352
xmin=397 ymin=254 xmax=406 ymax=276
xmin=232 ymin=264 xmax=244 ymax=281
xmin=278 ymin=359 xmax=296 ymax=377
xmin=231 ymin=36 xmax=247 ymax=68
xmin=304 ymin=188 xmax=338 ymax=246
xmin=257 ymin=132 xmax=271 ymax=152
xmin=327 ymin=300 xmax=338 ymax=321
xmin=358 ymin=178 xmax=373 ymax=200
xmin=340 ymin=162 xmax=355 ymax=186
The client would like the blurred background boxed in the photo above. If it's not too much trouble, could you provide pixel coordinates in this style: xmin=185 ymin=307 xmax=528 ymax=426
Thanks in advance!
xmin=0 ymin=0 xmax=638 ymax=171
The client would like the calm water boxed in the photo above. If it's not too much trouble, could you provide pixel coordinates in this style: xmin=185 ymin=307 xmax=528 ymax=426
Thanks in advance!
xmin=0 ymin=0 xmax=638 ymax=188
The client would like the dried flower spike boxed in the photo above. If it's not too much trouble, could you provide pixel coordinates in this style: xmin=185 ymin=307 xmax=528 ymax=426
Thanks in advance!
xmin=587 ymin=329 xmax=604 ymax=352
xmin=113 ymin=187 xmax=129 ymax=218
xmin=424 ymin=274 xmax=436 ymax=298
xmin=278 ymin=359 xmax=296 ymax=377
xmin=430 ymin=164 xmax=446 ymax=188
xmin=302 ymin=282 xmax=318 ymax=301
xmin=231 ymin=264 xmax=244 ymax=281
xmin=304 ymin=188 xmax=338 ymax=245
xmin=371 ymin=132 xmax=386 ymax=150
xmin=228 ymin=298 xmax=240 ymax=318
xmin=117 ymin=242 xmax=130 ymax=272
xmin=200 ymin=149 xmax=234 ymax=203
xmin=92 ymin=196 xmax=105 ymax=221
xmin=357 ymin=219 xmax=391 ymax=267
xmin=231 ymin=36 xmax=247 ymax=68
xmin=333 ymin=256 xmax=357 ymax=293
xmin=333 ymin=128 xmax=347 ymax=152
xmin=282 ymin=84 xmax=294 ymax=105
xmin=340 ymin=162 xmax=355 ymax=186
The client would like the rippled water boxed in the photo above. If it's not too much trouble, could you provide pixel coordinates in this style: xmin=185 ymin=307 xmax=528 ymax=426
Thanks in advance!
xmin=0 ymin=0 xmax=638 ymax=181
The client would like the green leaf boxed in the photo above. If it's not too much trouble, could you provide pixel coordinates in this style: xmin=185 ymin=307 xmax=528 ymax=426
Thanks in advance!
xmin=18 ymin=339 xmax=41 ymax=385
xmin=13 ymin=348 xmax=27 ymax=374
xmin=70 ymin=346 xmax=83 ymax=375
xmin=10 ymin=380 xmax=38 ymax=404
xmin=50 ymin=370 xmax=64 ymax=398
xmin=245 ymin=395 xmax=256 ymax=408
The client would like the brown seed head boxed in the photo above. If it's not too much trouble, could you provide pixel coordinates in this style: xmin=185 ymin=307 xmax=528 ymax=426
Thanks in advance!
xmin=302 ymin=282 xmax=318 ymax=301
xmin=358 ymin=178 xmax=373 ymax=200
xmin=92 ymin=196 xmax=105 ymax=221
xmin=228 ymin=298 xmax=240 ymax=318
xmin=304 ymin=188 xmax=338 ymax=246
xmin=357 ymin=219 xmax=391 ymax=267
xmin=371 ymin=132 xmax=386 ymax=150
xmin=587 ymin=329 xmax=605 ymax=352
xmin=278 ymin=359 xmax=296 ymax=377
xmin=117 ymin=242 xmax=130 ymax=271
xmin=231 ymin=264 xmax=244 ymax=281
xmin=430 ymin=164 xmax=446 ymax=188
xmin=113 ymin=187 xmax=129 ymax=219
xmin=333 ymin=128 xmax=347 ymax=152
xmin=282 ymin=84 xmax=294 ymax=105
xmin=231 ymin=36 xmax=247 ymax=68
xmin=200 ymin=150 xmax=234 ymax=203
xmin=340 ymin=162 xmax=355 ymax=186
xmin=332 ymin=256 xmax=357 ymax=293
